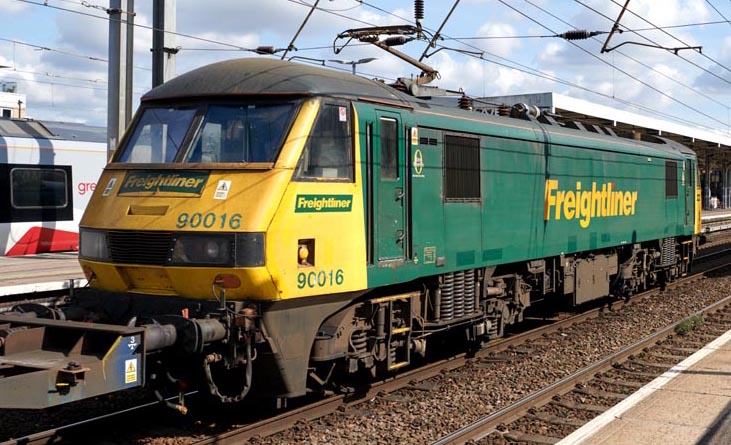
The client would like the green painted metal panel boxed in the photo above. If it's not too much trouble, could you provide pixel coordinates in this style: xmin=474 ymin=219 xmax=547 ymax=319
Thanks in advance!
xmin=409 ymin=127 xmax=445 ymax=269
xmin=357 ymin=102 xmax=695 ymax=289
xmin=481 ymin=133 xmax=546 ymax=264
xmin=374 ymin=111 xmax=405 ymax=262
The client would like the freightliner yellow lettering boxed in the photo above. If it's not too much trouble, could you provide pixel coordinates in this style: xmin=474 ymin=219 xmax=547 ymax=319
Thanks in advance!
xmin=544 ymin=179 xmax=638 ymax=229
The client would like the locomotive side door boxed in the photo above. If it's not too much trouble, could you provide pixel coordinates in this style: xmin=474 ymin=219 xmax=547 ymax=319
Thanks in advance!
xmin=374 ymin=112 xmax=406 ymax=264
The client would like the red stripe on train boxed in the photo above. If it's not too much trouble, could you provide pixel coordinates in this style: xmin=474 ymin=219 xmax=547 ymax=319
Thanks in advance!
xmin=6 ymin=227 xmax=79 ymax=256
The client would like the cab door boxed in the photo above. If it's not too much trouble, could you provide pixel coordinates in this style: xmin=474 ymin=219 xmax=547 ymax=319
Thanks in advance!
xmin=375 ymin=112 xmax=405 ymax=264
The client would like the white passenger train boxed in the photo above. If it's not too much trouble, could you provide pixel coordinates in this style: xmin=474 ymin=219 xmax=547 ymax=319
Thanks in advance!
xmin=0 ymin=118 xmax=106 ymax=256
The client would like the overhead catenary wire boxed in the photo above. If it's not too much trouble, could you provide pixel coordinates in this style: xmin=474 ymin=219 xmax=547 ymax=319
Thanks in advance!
xmin=352 ymin=0 xmax=727 ymax=130
xmin=435 ymin=42 xmax=722 ymax=130
xmin=345 ymin=0 xmax=729 ymax=131
xmin=603 ymin=0 xmax=731 ymax=78
xmin=577 ymin=0 xmax=730 ymax=86
xmin=14 ymin=0 xmax=273 ymax=53
xmin=0 ymin=37 xmax=151 ymax=71
xmin=0 ymin=69 xmax=149 ymax=94
xmin=446 ymin=20 xmax=731 ymax=40
xmin=7 ymin=67 xmax=104 ymax=85
xmin=0 ymin=73 xmax=143 ymax=93
xmin=499 ymin=0 xmax=730 ymax=129
xmin=705 ymin=0 xmax=731 ymax=30
xmin=10 ymin=0 xmax=731 ymax=132
xmin=521 ymin=0 xmax=730 ymax=113
xmin=576 ymin=0 xmax=731 ymax=120
xmin=16 ymin=0 xmax=376 ymax=56
xmin=7 ymin=0 xmax=384 ymax=105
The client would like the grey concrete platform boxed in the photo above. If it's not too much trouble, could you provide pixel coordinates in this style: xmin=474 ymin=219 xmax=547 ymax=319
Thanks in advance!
xmin=702 ymin=208 xmax=731 ymax=222
xmin=558 ymin=329 xmax=731 ymax=445
xmin=0 ymin=252 xmax=86 ymax=297
xmin=702 ymin=209 xmax=731 ymax=231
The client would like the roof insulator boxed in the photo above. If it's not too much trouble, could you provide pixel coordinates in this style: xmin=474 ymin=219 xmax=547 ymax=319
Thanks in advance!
xmin=414 ymin=0 xmax=424 ymax=21
xmin=458 ymin=95 xmax=472 ymax=110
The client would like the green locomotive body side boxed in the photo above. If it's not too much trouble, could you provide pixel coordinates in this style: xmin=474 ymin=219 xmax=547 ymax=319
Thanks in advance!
xmin=359 ymin=102 xmax=697 ymax=289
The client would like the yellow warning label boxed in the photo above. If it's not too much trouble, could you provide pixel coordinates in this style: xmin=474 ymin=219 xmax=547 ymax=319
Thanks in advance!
xmin=125 ymin=358 xmax=138 ymax=384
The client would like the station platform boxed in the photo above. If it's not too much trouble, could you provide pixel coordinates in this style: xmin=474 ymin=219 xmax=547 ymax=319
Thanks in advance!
xmin=702 ymin=208 xmax=731 ymax=222
xmin=701 ymin=209 xmax=731 ymax=234
xmin=557 ymin=329 xmax=731 ymax=445
xmin=0 ymin=252 xmax=86 ymax=297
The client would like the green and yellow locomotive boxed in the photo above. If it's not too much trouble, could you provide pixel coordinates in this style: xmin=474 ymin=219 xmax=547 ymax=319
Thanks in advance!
xmin=0 ymin=58 xmax=702 ymax=408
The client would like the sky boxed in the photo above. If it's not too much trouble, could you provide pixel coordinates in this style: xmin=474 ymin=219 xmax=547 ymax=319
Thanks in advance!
xmin=1 ymin=0 xmax=730 ymax=136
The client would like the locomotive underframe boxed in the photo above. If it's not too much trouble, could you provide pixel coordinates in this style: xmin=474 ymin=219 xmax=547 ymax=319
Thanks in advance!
xmin=305 ymin=235 xmax=694 ymax=395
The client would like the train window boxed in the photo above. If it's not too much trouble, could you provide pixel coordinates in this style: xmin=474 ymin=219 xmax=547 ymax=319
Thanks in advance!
xmin=116 ymin=107 xmax=196 ymax=163
xmin=10 ymin=167 xmax=68 ymax=208
xmin=665 ymin=160 xmax=678 ymax=198
xmin=0 ymin=164 xmax=73 ymax=223
xmin=444 ymin=134 xmax=481 ymax=201
xmin=294 ymin=103 xmax=353 ymax=181
xmin=185 ymin=103 xmax=295 ymax=163
xmin=379 ymin=118 xmax=398 ymax=181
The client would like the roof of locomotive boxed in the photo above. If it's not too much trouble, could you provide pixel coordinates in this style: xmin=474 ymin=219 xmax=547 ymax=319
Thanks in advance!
xmin=142 ymin=57 xmax=417 ymax=105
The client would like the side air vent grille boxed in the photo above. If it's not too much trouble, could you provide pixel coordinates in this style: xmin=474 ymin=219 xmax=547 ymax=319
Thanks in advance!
xmin=658 ymin=237 xmax=676 ymax=268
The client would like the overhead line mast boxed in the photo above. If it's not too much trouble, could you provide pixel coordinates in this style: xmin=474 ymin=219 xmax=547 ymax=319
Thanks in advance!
xmin=281 ymin=0 xmax=321 ymax=60
xmin=418 ymin=0 xmax=460 ymax=62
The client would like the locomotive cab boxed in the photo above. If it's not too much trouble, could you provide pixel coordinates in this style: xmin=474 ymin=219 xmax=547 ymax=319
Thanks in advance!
xmin=75 ymin=84 xmax=370 ymax=402
xmin=78 ymin=95 xmax=365 ymax=302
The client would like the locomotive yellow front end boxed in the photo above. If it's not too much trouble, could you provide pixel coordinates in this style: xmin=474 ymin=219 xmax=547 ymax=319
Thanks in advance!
xmin=79 ymin=97 xmax=366 ymax=303
xmin=73 ymin=59 xmax=377 ymax=403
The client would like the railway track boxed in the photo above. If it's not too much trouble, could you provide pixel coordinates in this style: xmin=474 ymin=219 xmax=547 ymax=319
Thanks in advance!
xmin=191 ymin=254 xmax=731 ymax=445
xmin=434 ymin=290 xmax=731 ymax=444
xmin=3 ymin=245 xmax=731 ymax=445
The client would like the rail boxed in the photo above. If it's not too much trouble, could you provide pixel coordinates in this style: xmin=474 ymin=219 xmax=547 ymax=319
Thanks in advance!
xmin=431 ymin=266 xmax=731 ymax=444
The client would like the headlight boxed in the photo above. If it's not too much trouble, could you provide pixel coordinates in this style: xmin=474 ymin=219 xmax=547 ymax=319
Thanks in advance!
xmin=235 ymin=232 xmax=265 ymax=267
xmin=80 ymin=230 xmax=265 ymax=267
xmin=170 ymin=234 xmax=234 ymax=266
xmin=79 ymin=228 xmax=111 ymax=261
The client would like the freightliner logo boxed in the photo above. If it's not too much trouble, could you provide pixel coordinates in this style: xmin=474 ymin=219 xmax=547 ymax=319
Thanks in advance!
xmin=119 ymin=171 xmax=209 ymax=194
xmin=295 ymin=194 xmax=353 ymax=213
xmin=544 ymin=179 xmax=638 ymax=229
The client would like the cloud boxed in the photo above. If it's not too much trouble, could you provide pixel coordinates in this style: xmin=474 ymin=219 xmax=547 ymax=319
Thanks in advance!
xmin=473 ymin=22 xmax=521 ymax=58
xmin=0 ymin=0 xmax=31 ymax=14
xmin=693 ymin=36 xmax=731 ymax=94
xmin=1 ymin=0 xmax=729 ymax=131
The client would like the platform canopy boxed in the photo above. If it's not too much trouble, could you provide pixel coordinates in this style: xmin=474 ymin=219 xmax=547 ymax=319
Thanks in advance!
xmin=480 ymin=92 xmax=731 ymax=163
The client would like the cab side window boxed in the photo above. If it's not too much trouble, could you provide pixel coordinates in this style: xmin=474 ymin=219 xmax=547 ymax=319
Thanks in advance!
xmin=294 ymin=103 xmax=353 ymax=181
